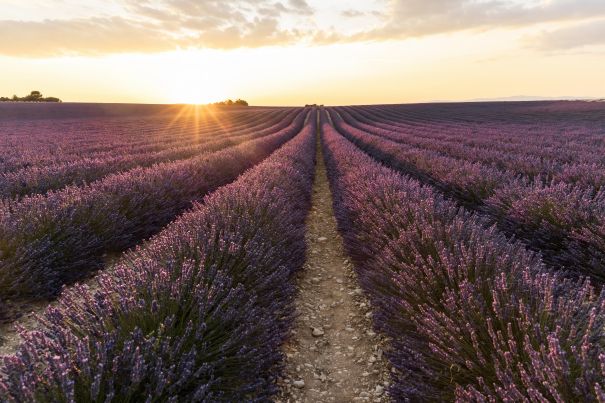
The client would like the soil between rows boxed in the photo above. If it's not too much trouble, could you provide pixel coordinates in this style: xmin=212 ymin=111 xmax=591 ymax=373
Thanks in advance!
xmin=0 ymin=253 xmax=119 ymax=357
xmin=276 ymin=132 xmax=391 ymax=402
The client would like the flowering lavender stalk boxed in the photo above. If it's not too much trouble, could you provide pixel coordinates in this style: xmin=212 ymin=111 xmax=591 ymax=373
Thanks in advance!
xmin=329 ymin=108 xmax=605 ymax=283
xmin=0 ymin=107 xmax=295 ymax=174
xmin=0 ymin=108 xmax=301 ymax=199
xmin=337 ymin=105 xmax=605 ymax=188
xmin=0 ymin=109 xmax=308 ymax=308
xmin=0 ymin=110 xmax=317 ymax=401
xmin=320 ymin=112 xmax=605 ymax=401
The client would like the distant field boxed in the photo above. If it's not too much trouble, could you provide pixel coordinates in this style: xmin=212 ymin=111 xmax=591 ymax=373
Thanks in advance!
xmin=1 ymin=101 xmax=604 ymax=401
xmin=0 ymin=102 xmax=263 ymax=120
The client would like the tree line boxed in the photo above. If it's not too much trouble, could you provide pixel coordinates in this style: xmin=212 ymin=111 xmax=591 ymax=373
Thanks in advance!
xmin=211 ymin=99 xmax=248 ymax=106
xmin=0 ymin=91 xmax=62 ymax=103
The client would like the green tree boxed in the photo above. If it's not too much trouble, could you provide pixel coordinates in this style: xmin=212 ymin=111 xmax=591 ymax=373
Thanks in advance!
xmin=24 ymin=91 xmax=43 ymax=101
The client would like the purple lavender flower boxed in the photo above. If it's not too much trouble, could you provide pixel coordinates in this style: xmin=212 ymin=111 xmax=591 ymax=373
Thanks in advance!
xmin=0 ymin=110 xmax=317 ymax=401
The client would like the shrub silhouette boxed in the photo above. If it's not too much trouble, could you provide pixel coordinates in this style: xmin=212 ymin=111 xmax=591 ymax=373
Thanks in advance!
xmin=0 ymin=91 xmax=61 ymax=102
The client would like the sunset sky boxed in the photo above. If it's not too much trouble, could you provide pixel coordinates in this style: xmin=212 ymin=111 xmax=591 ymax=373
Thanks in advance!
xmin=1 ymin=0 xmax=604 ymax=105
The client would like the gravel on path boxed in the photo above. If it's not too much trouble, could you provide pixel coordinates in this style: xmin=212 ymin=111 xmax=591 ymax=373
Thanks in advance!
xmin=276 ymin=133 xmax=391 ymax=402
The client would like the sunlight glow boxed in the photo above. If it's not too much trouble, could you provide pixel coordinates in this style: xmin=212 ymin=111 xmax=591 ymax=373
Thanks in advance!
xmin=159 ymin=51 xmax=231 ymax=105
xmin=1 ymin=25 xmax=604 ymax=105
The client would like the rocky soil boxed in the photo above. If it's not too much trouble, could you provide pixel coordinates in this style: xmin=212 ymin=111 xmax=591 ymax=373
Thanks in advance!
xmin=276 ymin=137 xmax=391 ymax=402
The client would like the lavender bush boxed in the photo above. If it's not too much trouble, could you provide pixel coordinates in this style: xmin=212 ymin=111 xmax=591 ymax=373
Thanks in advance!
xmin=320 ymin=113 xmax=605 ymax=401
xmin=329 ymin=107 xmax=605 ymax=282
xmin=0 ymin=108 xmax=300 ymax=199
xmin=0 ymin=107 xmax=294 ymax=174
xmin=337 ymin=106 xmax=605 ymax=187
xmin=0 ymin=110 xmax=317 ymax=401
xmin=0 ymin=109 xmax=308 ymax=308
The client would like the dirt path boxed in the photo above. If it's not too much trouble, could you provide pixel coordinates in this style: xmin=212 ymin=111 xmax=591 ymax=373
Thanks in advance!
xmin=277 ymin=134 xmax=391 ymax=402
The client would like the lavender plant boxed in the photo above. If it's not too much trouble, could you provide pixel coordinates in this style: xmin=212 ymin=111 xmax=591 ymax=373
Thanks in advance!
xmin=329 ymin=107 xmax=605 ymax=282
xmin=337 ymin=106 xmax=605 ymax=187
xmin=320 ymin=113 xmax=605 ymax=401
xmin=0 ymin=109 xmax=308 ymax=309
xmin=0 ymin=108 xmax=300 ymax=199
xmin=0 ymin=111 xmax=317 ymax=401
xmin=0 ymin=107 xmax=295 ymax=174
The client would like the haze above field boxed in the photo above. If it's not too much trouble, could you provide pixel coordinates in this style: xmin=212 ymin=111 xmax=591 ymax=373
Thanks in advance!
xmin=1 ymin=0 xmax=604 ymax=105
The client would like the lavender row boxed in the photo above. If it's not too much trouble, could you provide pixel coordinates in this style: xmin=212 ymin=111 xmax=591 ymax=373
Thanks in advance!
xmin=57 ymin=108 xmax=295 ymax=158
xmin=340 ymin=105 xmax=605 ymax=191
xmin=339 ymin=105 xmax=605 ymax=190
xmin=347 ymin=105 xmax=605 ymax=173
xmin=0 ymin=106 xmax=280 ymax=153
xmin=0 ymin=111 xmax=317 ymax=401
xmin=357 ymin=101 xmax=605 ymax=142
xmin=320 ymin=115 xmax=605 ymax=401
xmin=353 ymin=104 xmax=605 ymax=153
xmin=329 ymin=110 xmax=605 ymax=282
xmin=0 ymin=110 xmax=259 ymax=166
xmin=338 ymin=107 xmax=605 ymax=189
xmin=0 ymin=108 xmax=301 ymax=199
xmin=0 ymin=108 xmax=294 ymax=174
xmin=0 ymin=109 xmax=308 ymax=309
xmin=356 ymin=103 xmax=605 ymax=147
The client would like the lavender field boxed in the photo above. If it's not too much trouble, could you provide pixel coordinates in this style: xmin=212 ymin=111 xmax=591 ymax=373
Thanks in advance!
xmin=1 ymin=101 xmax=604 ymax=401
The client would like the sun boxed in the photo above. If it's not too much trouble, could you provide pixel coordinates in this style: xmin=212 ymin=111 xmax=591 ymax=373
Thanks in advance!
xmin=166 ymin=80 xmax=229 ymax=104
xmin=156 ymin=51 xmax=232 ymax=104
xmin=175 ymin=92 xmax=226 ymax=105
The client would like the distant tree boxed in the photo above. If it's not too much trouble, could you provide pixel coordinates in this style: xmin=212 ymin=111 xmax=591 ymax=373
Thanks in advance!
xmin=23 ymin=91 xmax=43 ymax=102
xmin=0 ymin=91 xmax=61 ymax=102
xmin=211 ymin=98 xmax=249 ymax=107
xmin=42 ymin=96 xmax=62 ymax=103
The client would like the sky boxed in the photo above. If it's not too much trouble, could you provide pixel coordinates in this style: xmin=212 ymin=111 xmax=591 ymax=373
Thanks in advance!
xmin=0 ymin=0 xmax=604 ymax=105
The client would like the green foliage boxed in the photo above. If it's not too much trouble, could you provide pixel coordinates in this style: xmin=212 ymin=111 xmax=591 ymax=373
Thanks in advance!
xmin=212 ymin=98 xmax=248 ymax=106
xmin=0 ymin=90 xmax=62 ymax=102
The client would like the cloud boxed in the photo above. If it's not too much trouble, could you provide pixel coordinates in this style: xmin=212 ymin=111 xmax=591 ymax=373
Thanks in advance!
xmin=0 ymin=17 xmax=176 ymax=57
xmin=529 ymin=18 xmax=605 ymax=50
xmin=341 ymin=9 xmax=366 ymax=18
xmin=0 ymin=0 xmax=310 ymax=56
xmin=1 ymin=0 xmax=605 ymax=57
xmin=350 ymin=0 xmax=605 ymax=41
xmin=287 ymin=0 xmax=314 ymax=15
